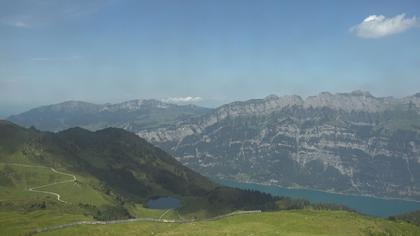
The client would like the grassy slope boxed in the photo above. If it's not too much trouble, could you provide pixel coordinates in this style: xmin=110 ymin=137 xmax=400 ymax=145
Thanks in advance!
xmin=391 ymin=210 xmax=420 ymax=227
xmin=0 ymin=210 xmax=91 ymax=235
xmin=0 ymin=163 xmax=68 ymax=201
xmin=0 ymin=121 xmax=287 ymax=219
xmin=0 ymin=121 xmax=216 ymax=214
xmin=30 ymin=210 xmax=419 ymax=236
xmin=0 ymin=163 xmax=113 ymax=206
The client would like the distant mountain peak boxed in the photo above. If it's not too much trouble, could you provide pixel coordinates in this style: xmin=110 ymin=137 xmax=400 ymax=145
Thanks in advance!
xmin=52 ymin=100 xmax=97 ymax=107
xmin=319 ymin=91 xmax=333 ymax=96
xmin=41 ymin=100 xmax=100 ymax=113
xmin=349 ymin=90 xmax=373 ymax=97
xmin=7 ymin=99 xmax=211 ymax=132
xmin=101 ymin=99 xmax=174 ymax=112
xmin=264 ymin=94 xmax=280 ymax=100
xmin=304 ymin=91 xmax=383 ymax=112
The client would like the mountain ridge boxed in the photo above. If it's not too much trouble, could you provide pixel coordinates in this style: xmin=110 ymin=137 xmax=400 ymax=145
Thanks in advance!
xmin=8 ymin=99 xmax=211 ymax=132
xmin=6 ymin=91 xmax=420 ymax=201
xmin=136 ymin=91 xmax=420 ymax=201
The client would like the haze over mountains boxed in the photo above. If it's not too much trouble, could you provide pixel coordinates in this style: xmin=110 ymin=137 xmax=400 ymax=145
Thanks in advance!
xmin=8 ymin=91 xmax=420 ymax=201
xmin=8 ymin=99 xmax=211 ymax=132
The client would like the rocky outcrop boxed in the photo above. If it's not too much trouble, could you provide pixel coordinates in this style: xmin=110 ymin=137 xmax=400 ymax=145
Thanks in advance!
xmin=138 ymin=91 xmax=420 ymax=200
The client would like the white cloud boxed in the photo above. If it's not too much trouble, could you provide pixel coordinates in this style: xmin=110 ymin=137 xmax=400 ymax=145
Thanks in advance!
xmin=350 ymin=13 xmax=417 ymax=38
xmin=10 ymin=21 xmax=30 ymax=28
xmin=0 ymin=0 xmax=114 ymax=29
xmin=1 ymin=15 xmax=32 ymax=28
xmin=30 ymin=55 xmax=82 ymax=62
xmin=161 ymin=96 xmax=203 ymax=104
xmin=31 ymin=57 xmax=53 ymax=61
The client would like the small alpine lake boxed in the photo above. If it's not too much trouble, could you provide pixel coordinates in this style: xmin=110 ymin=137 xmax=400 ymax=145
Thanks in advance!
xmin=214 ymin=178 xmax=420 ymax=218
xmin=147 ymin=196 xmax=181 ymax=209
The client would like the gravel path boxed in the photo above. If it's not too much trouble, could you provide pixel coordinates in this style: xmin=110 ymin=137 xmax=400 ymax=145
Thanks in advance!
xmin=0 ymin=163 xmax=77 ymax=203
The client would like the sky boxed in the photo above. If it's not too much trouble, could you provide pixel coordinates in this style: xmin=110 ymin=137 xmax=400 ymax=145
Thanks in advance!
xmin=1 ymin=0 xmax=420 ymax=117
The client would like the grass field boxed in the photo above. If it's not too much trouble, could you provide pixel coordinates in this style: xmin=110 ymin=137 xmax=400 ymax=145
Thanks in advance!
xmin=0 ymin=163 xmax=113 ymax=206
xmin=125 ymin=203 xmax=184 ymax=220
xmin=36 ymin=176 xmax=110 ymax=205
xmin=0 ymin=210 xmax=91 ymax=235
xmin=26 ymin=209 xmax=419 ymax=236
xmin=0 ymin=164 xmax=419 ymax=235
xmin=0 ymin=163 xmax=71 ymax=203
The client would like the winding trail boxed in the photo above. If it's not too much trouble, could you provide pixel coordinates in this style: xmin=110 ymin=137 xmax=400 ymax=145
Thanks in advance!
xmin=1 ymin=163 xmax=262 ymax=234
xmin=158 ymin=209 xmax=172 ymax=220
xmin=0 ymin=163 xmax=77 ymax=203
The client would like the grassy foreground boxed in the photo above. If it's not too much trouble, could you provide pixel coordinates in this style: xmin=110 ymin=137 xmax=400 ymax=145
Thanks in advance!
xmin=23 ymin=210 xmax=418 ymax=236
xmin=0 ymin=210 xmax=91 ymax=235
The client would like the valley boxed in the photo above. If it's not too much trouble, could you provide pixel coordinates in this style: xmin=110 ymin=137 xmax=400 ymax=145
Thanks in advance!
xmin=9 ymin=92 xmax=420 ymax=201
xmin=1 ymin=120 xmax=419 ymax=235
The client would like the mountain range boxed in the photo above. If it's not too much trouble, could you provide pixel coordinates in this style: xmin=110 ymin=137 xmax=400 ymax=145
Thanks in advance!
xmin=8 ymin=99 xmax=210 ymax=132
xmin=7 ymin=91 xmax=420 ymax=201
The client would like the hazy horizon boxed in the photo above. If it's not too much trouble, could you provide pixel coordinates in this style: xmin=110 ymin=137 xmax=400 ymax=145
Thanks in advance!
xmin=2 ymin=89 xmax=420 ymax=118
xmin=1 ymin=0 xmax=420 ymax=117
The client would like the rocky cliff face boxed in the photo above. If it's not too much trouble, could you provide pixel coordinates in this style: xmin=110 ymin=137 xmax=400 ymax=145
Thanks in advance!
xmin=138 ymin=91 xmax=420 ymax=200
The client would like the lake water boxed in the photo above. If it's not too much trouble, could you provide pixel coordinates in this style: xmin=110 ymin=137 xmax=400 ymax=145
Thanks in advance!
xmin=214 ymin=178 xmax=420 ymax=218
xmin=147 ymin=196 xmax=181 ymax=209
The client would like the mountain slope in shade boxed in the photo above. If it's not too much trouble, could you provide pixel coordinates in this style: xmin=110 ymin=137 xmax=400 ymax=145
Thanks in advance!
xmin=0 ymin=120 xmax=214 ymax=199
xmin=0 ymin=120 xmax=285 ymax=220
xmin=8 ymin=99 xmax=211 ymax=132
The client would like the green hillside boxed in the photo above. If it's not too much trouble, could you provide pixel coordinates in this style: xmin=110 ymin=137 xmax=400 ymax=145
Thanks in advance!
xmin=0 ymin=120 xmax=287 ymax=234
xmin=0 ymin=120 xmax=283 ymax=212
xmin=1 ymin=209 xmax=419 ymax=236
xmin=391 ymin=210 xmax=420 ymax=227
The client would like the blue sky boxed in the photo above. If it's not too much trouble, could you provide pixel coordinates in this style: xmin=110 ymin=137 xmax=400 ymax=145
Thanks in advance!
xmin=1 ymin=0 xmax=420 ymax=116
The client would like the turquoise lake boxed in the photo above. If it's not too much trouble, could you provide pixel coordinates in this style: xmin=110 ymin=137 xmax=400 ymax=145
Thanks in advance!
xmin=214 ymin=178 xmax=420 ymax=218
